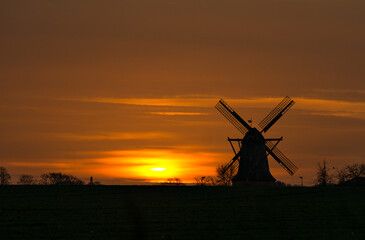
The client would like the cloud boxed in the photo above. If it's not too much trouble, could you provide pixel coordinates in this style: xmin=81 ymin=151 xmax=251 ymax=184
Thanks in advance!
xmin=8 ymin=162 xmax=72 ymax=168
xmin=312 ymin=89 xmax=365 ymax=102
xmin=295 ymin=98 xmax=365 ymax=120
xmin=55 ymin=132 xmax=174 ymax=141
xmin=148 ymin=112 xmax=207 ymax=116
xmin=64 ymin=96 xmax=365 ymax=120
xmin=67 ymin=96 xmax=289 ymax=108
xmin=66 ymin=97 xmax=217 ymax=107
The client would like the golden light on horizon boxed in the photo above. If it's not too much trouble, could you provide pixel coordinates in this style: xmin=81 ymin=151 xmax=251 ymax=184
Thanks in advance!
xmin=92 ymin=149 xmax=220 ymax=183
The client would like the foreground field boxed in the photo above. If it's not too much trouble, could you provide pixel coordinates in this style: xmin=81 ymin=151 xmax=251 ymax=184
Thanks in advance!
xmin=0 ymin=186 xmax=364 ymax=239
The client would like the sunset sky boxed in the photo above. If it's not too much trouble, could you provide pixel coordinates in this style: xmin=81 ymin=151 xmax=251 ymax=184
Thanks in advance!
xmin=1 ymin=0 xmax=364 ymax=185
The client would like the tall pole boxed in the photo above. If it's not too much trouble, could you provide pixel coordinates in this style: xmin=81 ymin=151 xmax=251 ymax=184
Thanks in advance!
xmin=299 ymin=176 xmax=303 ymax=187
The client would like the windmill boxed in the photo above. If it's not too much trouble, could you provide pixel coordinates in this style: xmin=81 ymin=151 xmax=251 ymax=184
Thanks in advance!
xmin=215 ymin=96 xmax=298 ymax=185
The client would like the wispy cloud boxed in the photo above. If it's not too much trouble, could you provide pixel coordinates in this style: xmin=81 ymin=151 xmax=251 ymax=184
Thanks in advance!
xmin=148 ymin=112 xmax=207 ymax=116
xmin=315 ymin=89 xmax=365 ymax=95
xmin=295 ymin=98 xmax=365 ymax=120
xmin=56 ymin=132 xmax=174 ymax=141
xmin=64 ymin=96 xmax=365 ymax=120
xmin=69 ymin=96 xmax=289 ymax=108
xmin=9 ymin=162 xmax=72 ymax=168
xmin=312 ymin=89 xmax=365 ymax=100
xmin=69 ymin=97 xmax=218 ymax=107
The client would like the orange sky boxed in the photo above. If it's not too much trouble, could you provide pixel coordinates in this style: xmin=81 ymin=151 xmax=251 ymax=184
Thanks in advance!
xmin=1 ymin=0 xmax=365 ymax=185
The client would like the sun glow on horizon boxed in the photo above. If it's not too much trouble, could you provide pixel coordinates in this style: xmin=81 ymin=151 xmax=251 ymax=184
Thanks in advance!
xmin=151 ymin=167 xmax=166 ymax=171
xmin=94 ymin=149 xmax=219 ymax=183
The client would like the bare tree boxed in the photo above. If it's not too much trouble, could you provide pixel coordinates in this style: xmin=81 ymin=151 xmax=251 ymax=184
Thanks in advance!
xmin=336 ymin=163 xmax=365 ymax=184
xmin=216 ymin=164 xmax=235 ymax=186
xmin=315 ymin=160 xmax=333 ymax=186
xmin=18 ymin=175 xmax=37 ymax=185
xmin=39 ymin=172 xmax=84 ymax=185
xmin=163 ymin=177 xmax=183 ymax=185
xmin=0 ymin=167 xmax=11 ymax=185
xmin=194 ymin=176 xmax=215 ymax=186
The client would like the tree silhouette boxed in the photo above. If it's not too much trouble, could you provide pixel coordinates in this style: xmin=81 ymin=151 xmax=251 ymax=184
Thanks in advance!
xmin=336 ymin=163 xmax=365 ymax=184
xmin=163 ymin=177 xmax=183 ymax=185
xmin=315 ymin=160 xmax=333 ymax=186
xmin=39 ymin=172 xmax=84 ymax=185
xmin=194 ymin=176 xmax=215 ymax=186
xmin=0 ymin=167 xmax=11 ymax=185
xmin=216 ymin=164 xmax=235 ymax=186
xmin=18 ymin=175 xmax=36 ymax=185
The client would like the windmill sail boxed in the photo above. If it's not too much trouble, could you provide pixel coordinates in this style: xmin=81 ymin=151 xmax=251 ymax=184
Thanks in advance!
xmin=259 ymin=96 xmax=295 ymax=133
xmin=221 ymin=149 xmax=241 ymax=174
xmin=265 ymin=141 xmax=298 ymax=175
xmin=215 ymin=99 xmax=252 ymax=135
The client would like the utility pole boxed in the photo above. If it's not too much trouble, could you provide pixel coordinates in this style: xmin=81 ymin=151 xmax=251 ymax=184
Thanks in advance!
xmin=299 ymin=176 xmax=303 ymax=187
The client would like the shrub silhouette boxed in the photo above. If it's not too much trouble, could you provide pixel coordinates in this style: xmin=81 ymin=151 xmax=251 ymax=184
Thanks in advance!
xmin=18 ymin=175 xmax=36 ymax=185
xmin=39 ymin=172 xmax=84 ymax=185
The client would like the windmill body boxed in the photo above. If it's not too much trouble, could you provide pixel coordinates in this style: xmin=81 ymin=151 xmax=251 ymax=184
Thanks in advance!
xmin=233 ymin=128 xmax=275 ymax=184
xmin=215 ymin=97 xmax=298 ymax=185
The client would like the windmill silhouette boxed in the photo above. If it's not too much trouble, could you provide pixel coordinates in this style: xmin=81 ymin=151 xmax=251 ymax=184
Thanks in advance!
xmin=215 ymin=96 xmax=298 ymax=185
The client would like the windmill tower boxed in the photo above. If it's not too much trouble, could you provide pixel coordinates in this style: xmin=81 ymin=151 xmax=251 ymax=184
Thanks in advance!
xmin=215 ymin=96 xmax=298 ymax=185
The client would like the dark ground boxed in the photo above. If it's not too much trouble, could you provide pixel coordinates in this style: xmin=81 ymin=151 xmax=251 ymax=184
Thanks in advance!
xmin=0 ymin=186 xmax=364 ymax=239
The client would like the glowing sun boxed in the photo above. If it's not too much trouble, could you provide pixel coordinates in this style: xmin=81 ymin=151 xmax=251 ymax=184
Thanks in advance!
xmin=151 ymin=167 xmax=166 ymax=171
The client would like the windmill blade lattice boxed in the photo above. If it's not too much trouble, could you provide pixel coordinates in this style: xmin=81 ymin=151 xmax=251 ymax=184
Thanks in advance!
xmin=265 ymin=141 xmax=298 ymax=175
xmin=215 ymin=99 xmax=252 ymax=135
xmin=221 ymin=149 xmax=241 ymax=174
xmin=259 ymin=96 xmax=295 ymax=133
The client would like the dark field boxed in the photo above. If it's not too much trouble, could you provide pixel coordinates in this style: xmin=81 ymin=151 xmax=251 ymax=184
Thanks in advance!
xmin=0 ymin=186 xmax=364 ymax=239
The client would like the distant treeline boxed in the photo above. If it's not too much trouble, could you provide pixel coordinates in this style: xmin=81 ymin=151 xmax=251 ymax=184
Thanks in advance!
xmin=1 ymin=162 xmax=364 ymax=186
xmin=0 ymin=167 xmax=100 ymax=185
xmin=315 ymin=161 xmax=365 ymax=186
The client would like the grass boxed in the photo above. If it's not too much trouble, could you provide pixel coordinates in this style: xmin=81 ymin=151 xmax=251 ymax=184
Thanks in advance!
xmin=0 ymin=186 xmax=364 ymax=239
